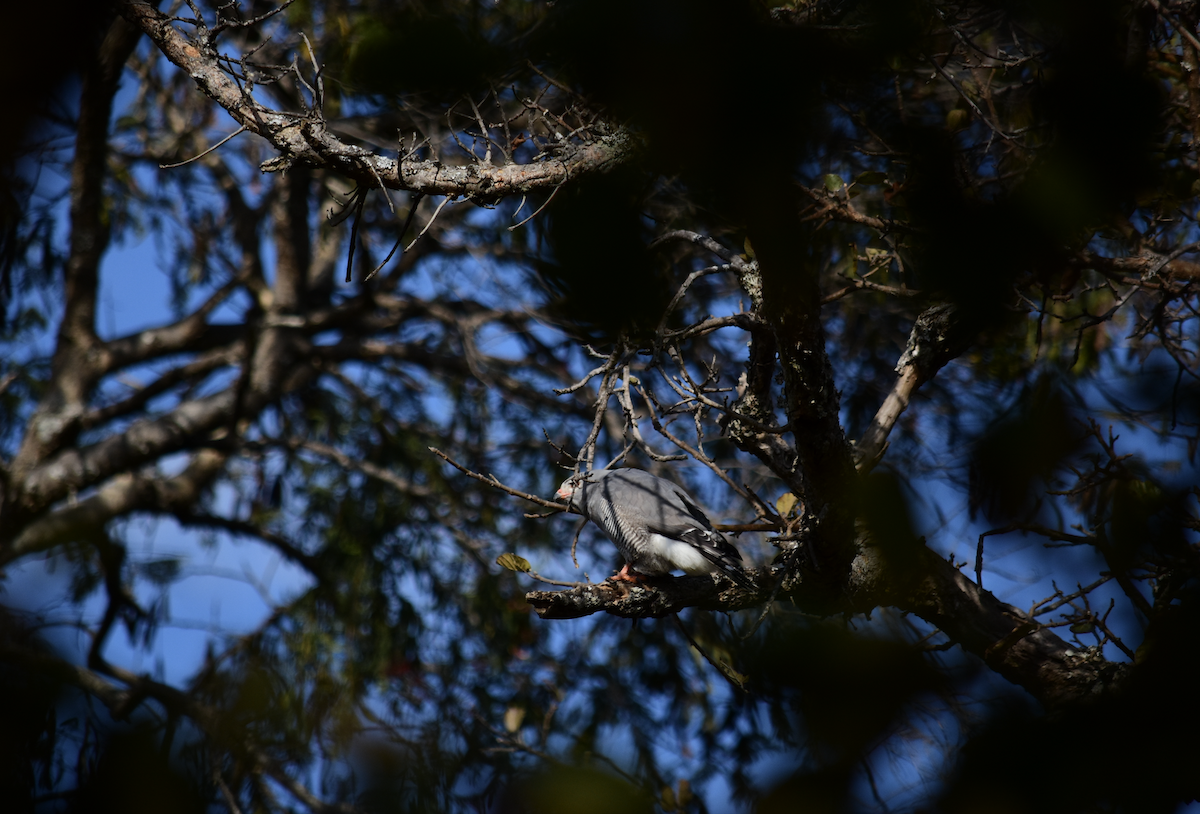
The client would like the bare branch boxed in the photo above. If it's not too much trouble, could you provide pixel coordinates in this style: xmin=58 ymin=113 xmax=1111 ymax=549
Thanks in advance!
xmin=159 ymin=125 xmax=247 ymax=168
xmin=429 ymin=447 xmax=566 ymax=511
xmin=855 ymin=303 xmax=974 ymax=472
xmin=116 ymin=0 xmax=640 ymax=200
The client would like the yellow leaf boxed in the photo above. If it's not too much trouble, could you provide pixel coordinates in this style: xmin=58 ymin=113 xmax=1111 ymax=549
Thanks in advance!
xmin=678 ymin=779 xmax=693 ymax=806
xmin=776 ymin=492 xmax=798 ymax=517
xmin=496 ymin=553 xmax=532 ymax=572
xmin=504 ymin=706 xmax=525 ymax=733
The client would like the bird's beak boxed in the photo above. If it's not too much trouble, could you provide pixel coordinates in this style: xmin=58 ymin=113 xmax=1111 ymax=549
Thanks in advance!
xmin=555 ymin=486 xmax=571 ymax=500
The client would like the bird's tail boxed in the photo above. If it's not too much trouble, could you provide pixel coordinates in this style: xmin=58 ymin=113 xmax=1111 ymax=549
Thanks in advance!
xmin=696 ymin=546 xmax=756 ymax=591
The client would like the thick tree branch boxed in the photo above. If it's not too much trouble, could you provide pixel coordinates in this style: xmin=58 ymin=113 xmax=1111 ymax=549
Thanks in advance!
xmin=855 ymin=303 xmax=974 ymax=472
xmin=101 ymin=284 xmax=246 ymax=370
xmin=892 ymin=546 xmax=1130 ymax=709
xmin=59 ymin=16 xmax=140 ymax=351
xmin=12 ymin=389 xmax=238 ymax=522
xmin=854 ymin=365 xmax=920 ymax=473
xmin=723 ymin=262 xmax=801 ymax=490
xmin=529 ymin=542 xmax=1129 ymax=709
xmin=7 ymin=325 xmax=315 ymax=528
xmin=115 ymin=0 xmax=639 ymax=200
xmin=2 ymin=449 xmax=227 ymax=566
xmin=9 ymin=16 xmax=142 ymax=482
xmin=1075 ymin=248 xmax=1200 ymax=287
xmin=744 ymin=203 xmax=858 ymax=569
xmin=527 ymin=570 xmax=771 ymax=619
xmin=80 ymin=343 xmax=245 ymax=431
xmin=170 ymin=510 xmax=321 ymax=579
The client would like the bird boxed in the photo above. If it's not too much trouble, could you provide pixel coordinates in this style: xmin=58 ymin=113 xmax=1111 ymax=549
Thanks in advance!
xmin=555 ymin=468 xmax=753 ymax=590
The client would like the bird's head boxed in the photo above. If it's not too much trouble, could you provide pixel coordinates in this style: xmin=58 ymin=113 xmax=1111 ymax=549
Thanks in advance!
xmin=554 ymin=472 xmax=596 ymax=507
xmin=555 ymin=477 xmax=579 ymax=502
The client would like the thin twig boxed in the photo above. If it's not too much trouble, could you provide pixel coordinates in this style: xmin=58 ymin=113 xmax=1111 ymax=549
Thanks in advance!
xmin=614 ymin=364 xmax=686 ymax=463
xmin=343 ymin=191 xmax=366 ymax=283
xmin=526 ymin=60 xmax=577 ymax=96
xmin=656 ymin=264 xmax=736 ymax=333
xmin=554 ymin=361 xmax=613 ymax=395
xmin=160 ymin=125 xmax=247 ymax=168
xmin=569 ymin=517 xmax=586 ymax=568
xmin=508 ymin=183 xmax=562 ymax=231
xmin=926 ymin=54 xmax=1016 ymax=143
xmin=298 ymin=31 xmax=325 ymax=118
xmin=363 ymin=192 xmax=424 ymax=282
xmin=1094 ymin=598 xmax=1137 ymax=661
xmin=468 ymin=93 xmax=492 ymax=165
xmin=326 ymin=187 xmax=363 ymax=228
xmin=209 ymin=0 xmax=296 ymax=36
xmin=649 ymin=230 xmax=746 ymax=267
xmin=428 ymin=447 xmax=566 ymax=511
xmin=214 ymin=770 xmax=245 ymax=814
xmin=528 ymin=570 xmax=589 ymax=588
xmin=406 ymin=195 xmax=452 ymax=251
xmin=632 ymin=381 xmax=757 ymax=508
xmin=976 ymin=525 xmax=1012 ymax=588
xmin=672 ymin=614 xmax=748 ymax=694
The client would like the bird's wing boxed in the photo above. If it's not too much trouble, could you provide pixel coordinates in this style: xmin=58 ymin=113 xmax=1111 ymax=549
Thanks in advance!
xmin=669 ymin=487 xmax=719 ymax=531
xmin=666 ymin=525 xmax=754 ymax=590
xmin=583 ymin=469 xmax=754 ymax=589
xmin=654 ymin=494 xmax=744 ymax=567
xmin=603 ymin=472 xmax=752 ymax=589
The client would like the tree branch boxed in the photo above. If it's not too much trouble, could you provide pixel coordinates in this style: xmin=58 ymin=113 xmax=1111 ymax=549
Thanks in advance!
xmin=2 ymin=449 xmax=227 ymax=566
xmin=855 ymin=303 xmax=974 ymax=472
xmin=527 ymin=570 xmax=770 ymax=619
xmin=8 ymin=15 xmax=142 ymax=480
xmin=115 ymin=0 xmax=639 ymax=200
xmin=529 ymin=541 xmax=1130 ymax=708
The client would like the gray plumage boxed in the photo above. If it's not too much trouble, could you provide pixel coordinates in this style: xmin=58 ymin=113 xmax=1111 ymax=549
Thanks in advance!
xmin=556 ymin=469 xmax=752 ymax=589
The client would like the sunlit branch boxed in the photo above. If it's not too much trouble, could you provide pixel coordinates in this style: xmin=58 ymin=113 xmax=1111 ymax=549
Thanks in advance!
xmin=116 ymin=0 xmax=641 ymax=201
xmin=855 ymin=303 xmax=973 ymax=472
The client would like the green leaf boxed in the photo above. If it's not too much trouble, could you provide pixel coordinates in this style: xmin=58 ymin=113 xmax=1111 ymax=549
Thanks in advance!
xmin=823 ymin=173 xmax=845 ymax=192
xmin=946 ymin=108 xmax=970 ymax=131
xmin=1069 ymin=621 xmax=1094 ymax=635
xmin=855 ymin=171 xmax=888 ymax=186
xmin=496 ymin=553 xmax=532 ymax=572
